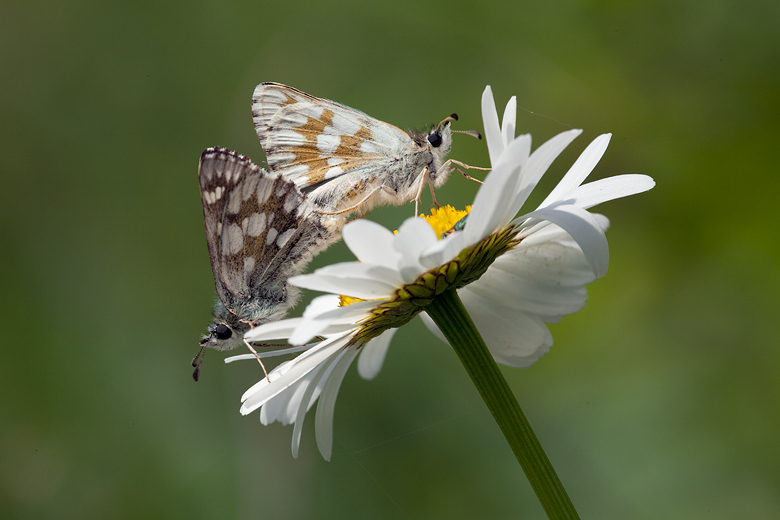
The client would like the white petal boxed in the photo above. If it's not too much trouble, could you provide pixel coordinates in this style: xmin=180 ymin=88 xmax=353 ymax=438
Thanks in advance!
xmin=501 ymin=96 xmax=517 ymax=147
xmin=419 ymin=311 xmax=447 ymax=344
xmin=248 ymin=362 xmax=290 ymax=419
xmin=290 ymin=322 xmax=359 ymax=345
xmin=524 ymin=205 xmax=609 ymax=278
xmin=464 ymin=135 xmax=531 ymax=245
xmin=394 ymin=217 xmax=438 ymax=283
xmin=481 ymin=85 xmax=503 ymax=165
xmin=565 ymin=174 xmax=656 ymax=210
xmin=463 ymin=265 xmax=589 ymax=322
xmin=305 ymin=262 xmax=404 ymax=287
xmin=494 ymin=133 xmax=532 ymax=170
xmin=459 ymin=290 xmax=554 ymax=368
xmin=357 ymin=328 xmax=397 ymax=380
xmin=509 ymin=129 xmax=582 ymax=218
xmin=342 ymin=219 xmax=400 ymax=268
xmin=225 ymin=344 xmax=311 ymax=363
xmin=261 ymin=363 xmax=322 ymax=426
xmin=240 ymin=336 xmax=347 ymax=413
xmin=539 ymin=133 xmax=611 ymax=208
xmin=495 ymin=229 xmax=596 ymax=287
xmin=244 ymin=317 xmax=304 ymax=342
xmin=258 ymin=362 xmax=298 ymax=424
xmin=419 ymin=231 xmax=465 ymax=268
xmin=315 ymin=348 xmax=360 ymax=461
xmin=291 ymin=355 xmax=337 ymax=458
xmin=302 ymin=297 xmax=373 ymax=322
xmin=289 ymin=267 xmax=397 ymax=299
xmin=290 ymin=300 xmax=377 ymax=345
xmin=302 ymin=295 xmax=340 ymax=316
xmin=515 ymin=212 xmax=610 ymax=243
xmin=289 ymin=264 xmax=402 ymax=294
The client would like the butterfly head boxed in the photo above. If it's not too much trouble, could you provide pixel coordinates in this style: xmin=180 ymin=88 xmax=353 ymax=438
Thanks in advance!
xmin=425 ymin=113 xmax=483 ymax=189
xmin=200 ymin=319 xmax=245 ymax=351
xmin=427 ymin=114 xmax=455 ymax=150
xmin=192 ymin=314 xmax=249 ymax=381
xmin=407 ymin=115 xmax=454 ymax=189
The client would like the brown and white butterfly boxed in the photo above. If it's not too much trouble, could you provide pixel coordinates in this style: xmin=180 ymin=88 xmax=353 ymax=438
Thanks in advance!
xmin=252 ymin=82 xmax=481 ymax=217
xmin=193 ymin=147 xmax=340 ymax=380
xmin=194 ymin=86 xmax=478 ymax=378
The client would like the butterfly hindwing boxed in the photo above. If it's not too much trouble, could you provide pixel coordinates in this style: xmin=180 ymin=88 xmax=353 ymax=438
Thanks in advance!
xmin=198 ymin=147 xmax=338 ymax=323
xmin=199 ymin=147 xmax=259 ymax=306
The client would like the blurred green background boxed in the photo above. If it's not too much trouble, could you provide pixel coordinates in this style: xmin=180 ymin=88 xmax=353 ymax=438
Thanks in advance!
xmin=2 ymin=0 xmax=778 ymax=518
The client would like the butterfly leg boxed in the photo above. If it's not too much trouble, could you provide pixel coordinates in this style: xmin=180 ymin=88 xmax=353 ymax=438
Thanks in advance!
xmin=239 ymin=319 xmax=270 ymax=380
xmin=428 ymin=179 xmax=441 ymax=209
xmin=442 ymin=159 xmax=490 ymax=184
xmin=242 ymin=338 xmax=270 ymax=380
xmin=454 ymin=167 xmax=483 ymax=184
xmin=413 ymin=167 xmax=431 ymax=216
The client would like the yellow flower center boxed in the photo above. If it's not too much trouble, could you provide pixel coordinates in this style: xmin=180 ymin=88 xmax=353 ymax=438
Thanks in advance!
xmin=420 ymin=205 xmax=471 ymax=239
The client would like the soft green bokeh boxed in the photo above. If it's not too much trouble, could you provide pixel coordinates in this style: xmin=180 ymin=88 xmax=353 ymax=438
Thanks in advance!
xmin=2 ymin=1 xmax=778 ymax=518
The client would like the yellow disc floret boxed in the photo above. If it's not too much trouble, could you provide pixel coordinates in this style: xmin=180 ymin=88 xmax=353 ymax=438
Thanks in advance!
xmin=421 ymin=205 xmax=471 ymax=239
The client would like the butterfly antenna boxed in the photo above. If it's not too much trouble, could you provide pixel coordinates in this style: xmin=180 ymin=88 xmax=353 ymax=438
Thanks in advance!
xmin=191 ymin=342 xmax=208 ymax=382
xmin=452 ymin=129 xmax=482 ymax=140
xmin=437 ymin=113 xmax=459 ymax=129
xmin=439 ymin=113 xmax=481 ymax=139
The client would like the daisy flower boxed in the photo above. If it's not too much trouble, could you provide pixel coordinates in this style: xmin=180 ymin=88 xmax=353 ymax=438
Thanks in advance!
xmin=232 ymin=86 xmax=655 ymax=461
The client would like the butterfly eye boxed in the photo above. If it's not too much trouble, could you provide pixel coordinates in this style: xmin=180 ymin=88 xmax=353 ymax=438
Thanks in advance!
xmin=215 ymin=324 xmax=232 ymax=340
xmin=427 ymin=132 xmax=443 ymax=148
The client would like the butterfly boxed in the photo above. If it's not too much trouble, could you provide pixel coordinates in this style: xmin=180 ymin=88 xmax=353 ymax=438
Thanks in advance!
xmin=192 ymin=147 xmax=340 ymax=380
xmin=251 ymin=82 xmax=482 ymax=217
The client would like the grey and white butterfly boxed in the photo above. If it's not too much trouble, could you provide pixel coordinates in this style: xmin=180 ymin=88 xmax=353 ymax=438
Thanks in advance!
xmin=252 ymin=82 xmax=482 ymax=217
xmin=193 ymin=147 xmax=340 ymax=380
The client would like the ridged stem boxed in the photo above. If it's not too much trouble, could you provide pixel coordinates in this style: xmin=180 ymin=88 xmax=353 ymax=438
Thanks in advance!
xmin=425 ymin=289 xmax=580 ymax=520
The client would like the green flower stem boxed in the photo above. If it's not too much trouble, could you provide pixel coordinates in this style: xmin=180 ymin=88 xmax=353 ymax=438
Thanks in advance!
xmin=425 ymin=289 xmax=580 ymax=520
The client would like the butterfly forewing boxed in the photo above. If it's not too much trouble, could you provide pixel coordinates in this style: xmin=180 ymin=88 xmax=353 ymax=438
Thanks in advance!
xmin=252 ymin=83 xmax=415 ymax=200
